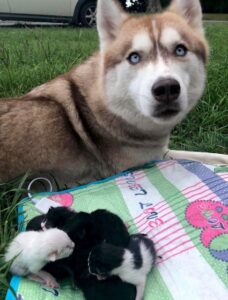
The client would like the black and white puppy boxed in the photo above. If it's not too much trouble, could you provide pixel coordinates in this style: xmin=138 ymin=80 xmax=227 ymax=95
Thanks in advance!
xmin=88 ymin=234 xmax=157 ymax=300
xmin=26 ymin=206 xmax=77 ymax=231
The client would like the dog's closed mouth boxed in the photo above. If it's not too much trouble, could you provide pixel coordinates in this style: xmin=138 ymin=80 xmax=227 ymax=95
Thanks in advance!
xmin=154 ymin=106 xmax=180 ymax=118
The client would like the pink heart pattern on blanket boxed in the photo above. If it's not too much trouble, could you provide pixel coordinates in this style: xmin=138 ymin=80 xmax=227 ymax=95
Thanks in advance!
xmin=48 ymin=193 xmax=73 ymax=207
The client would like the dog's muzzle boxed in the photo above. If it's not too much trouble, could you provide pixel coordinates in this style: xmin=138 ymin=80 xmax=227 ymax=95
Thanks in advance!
xmin=152 ymin=77 xmax=181 ymax=118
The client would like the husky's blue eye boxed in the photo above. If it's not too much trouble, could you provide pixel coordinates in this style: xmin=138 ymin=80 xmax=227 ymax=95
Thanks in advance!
xmin=175 ymin=45 xmax=188 ymax=57
xmin=128 ymin=52 xmax=141 ymax=65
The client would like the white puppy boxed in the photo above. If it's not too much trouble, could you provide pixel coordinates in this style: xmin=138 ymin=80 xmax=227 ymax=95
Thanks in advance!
xmin=4 ymin=228 xmax=75 ymax=288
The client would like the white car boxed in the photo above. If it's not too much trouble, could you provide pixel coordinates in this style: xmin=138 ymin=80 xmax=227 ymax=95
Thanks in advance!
xmin=0 ymin=0 xmax=97 ymax=27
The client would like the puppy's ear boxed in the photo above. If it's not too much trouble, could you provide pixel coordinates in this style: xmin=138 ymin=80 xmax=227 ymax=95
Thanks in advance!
xmin=168 ymin=0 xmax=203 ymax=33
xmin=46 ymin=206 xmax=54 ymax=217
xmin=97 ymin=0 xmax=128 ymax=52
xmin=48 ymin=251 xmax=58 ymax=262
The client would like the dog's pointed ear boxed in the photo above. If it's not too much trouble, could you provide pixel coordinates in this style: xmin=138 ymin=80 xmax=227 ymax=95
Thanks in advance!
xmin=97 ymin=0 xmax=128 ymax=52
xmin=168 ymin=0 xmax=203 ymax=33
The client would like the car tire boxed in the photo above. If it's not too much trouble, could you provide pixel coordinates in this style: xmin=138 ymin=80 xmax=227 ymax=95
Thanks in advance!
xmin=79 ymin=1 xmax=97 ymax=27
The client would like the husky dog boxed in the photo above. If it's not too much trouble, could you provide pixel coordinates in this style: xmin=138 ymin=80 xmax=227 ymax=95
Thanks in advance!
xmin=0 ymin=0 xmax=227 ymax=186
xmin=4 ymin=228 xmax=75 ymax=288
xmin=88 ymin=235 xmax=156 ymax=300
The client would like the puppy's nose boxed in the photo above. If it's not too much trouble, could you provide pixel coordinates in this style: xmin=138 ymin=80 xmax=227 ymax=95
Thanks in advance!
xmin=152 ymin=78 xmax=181 ymax=103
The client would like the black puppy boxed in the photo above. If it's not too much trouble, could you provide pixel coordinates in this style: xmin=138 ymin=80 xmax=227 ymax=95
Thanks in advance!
xmin=90 ymin=209 xmax=130 ymax=247
xmin=61 ymin=209 xmax=130 ymax=279
xmin=43 ymin=211 xmax=95 ymax=282
xmin=68 ymin=209 xmax=134 ymax=300
xmin=66 ymin=209 xmax=130 ymax=280
xmin=77 ymin=275 xmax=135 ymax=300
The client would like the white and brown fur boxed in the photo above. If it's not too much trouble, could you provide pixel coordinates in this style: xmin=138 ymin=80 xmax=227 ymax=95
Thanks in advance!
xmin=0 ymin=0 xmax=227 ymax=187
xmin=88 ymin=234 xmax=156 ymax=300
xmin=4 ymin=228 xmax=75 ymax=288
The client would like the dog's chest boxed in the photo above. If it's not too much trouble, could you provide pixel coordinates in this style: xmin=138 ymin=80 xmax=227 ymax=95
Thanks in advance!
xmin=102 ymin=143 xmax=166 ymax=173
xmin=61 ymin=143 xmax=165 ymax=187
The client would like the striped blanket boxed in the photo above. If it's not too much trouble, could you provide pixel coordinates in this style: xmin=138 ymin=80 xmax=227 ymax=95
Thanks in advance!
xmin=6 ymin=160 xmax=228 ymax=300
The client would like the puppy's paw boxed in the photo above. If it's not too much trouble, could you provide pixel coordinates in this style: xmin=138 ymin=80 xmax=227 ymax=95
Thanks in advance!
xmin=45 ymin=278 xmax=60 ymax=289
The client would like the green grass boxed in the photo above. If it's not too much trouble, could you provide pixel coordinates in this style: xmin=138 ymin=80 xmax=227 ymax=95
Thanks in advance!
xmin=0 ymin=175 xmax=28 ymax=300
xmin=170 ymin=24 xmax=228 ymax=153
xmin=0 ymin=24 xmax=227 ymax=299
xmin=0 ymin=28 xmax=98 ymax=97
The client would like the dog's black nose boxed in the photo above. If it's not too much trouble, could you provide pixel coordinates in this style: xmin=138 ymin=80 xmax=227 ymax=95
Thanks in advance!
xmin=152 ymin=78 xmax=181 ymax=103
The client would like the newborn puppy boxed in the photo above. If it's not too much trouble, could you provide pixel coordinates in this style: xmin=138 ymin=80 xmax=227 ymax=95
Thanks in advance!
xmin=26 ymin=214 xmax=46 ymax=231
xmin=4 ymin=228 xmax=75 ymax=288
xmin=42 ymin=211 xmax=97 ymax=280
xmin=69 ymin=210 xmax=130 ymax=279
xmin=27 ymin=208 xmax=96 ymax=278
xmin=26 ymin=206 xmax=76 ymax=231
xmin=70 ymin=210 xmax=133 ymax=299
xmin=90 ymin=209 xmax=130 ymax=247
xmin=44 ymin=206 xmax=77 ymax=230
xmin=88 ymin=234 xmax=156 ymax=300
